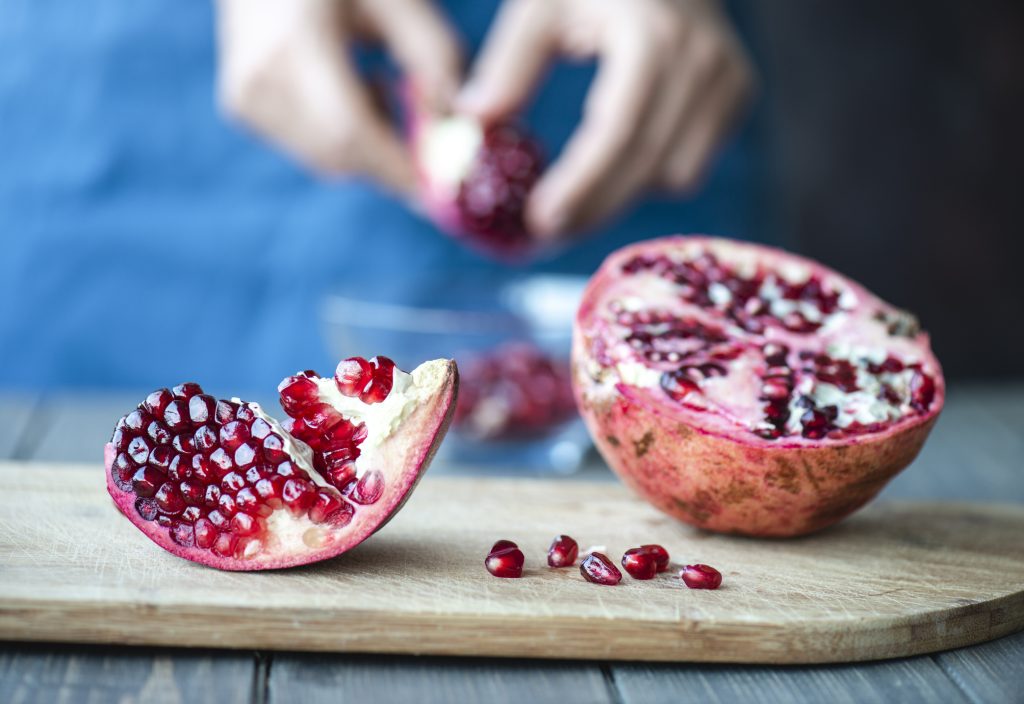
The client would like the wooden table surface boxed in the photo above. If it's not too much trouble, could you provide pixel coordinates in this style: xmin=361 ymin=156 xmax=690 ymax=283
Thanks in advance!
xmin=1 ymin=384 xmax=1022 ymax=703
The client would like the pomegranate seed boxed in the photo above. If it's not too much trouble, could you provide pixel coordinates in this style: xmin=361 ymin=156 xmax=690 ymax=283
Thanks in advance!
xmin=681 ymin=563 xmax=722 ymax=589
xmin=580 ymin=552 xmax=622 ymax=585
xmin=221 ymin=471 xmax=245 ymax=493
xmin=212 ymin=532 xmax=238 ymax=558
xmin=485 ymin=547 xmax=525 ymax=578
xmin=235 ymin=487 xmax=259 ymax=513
xmin=218 ymin=493 xmax=238 ymax=517
xmin=188 ymin=394 xmax=216 ymax=424
xmin=640 ymin=544 xmax=670 ymax=572
xmin=322 ymin=501 xmax=354 ymax=526
xmin=308 ymin=491 xmax=345 ymax=524
xmin=621 ymin=549 xmax=657 ymax=580
xmin=233 ymin=442 xmax=258 ymax=469
xmin=214 ymin=399 xmax=238 ymax=424
xmin=123 ymin=409 xmax=150 ymax=432
xmin=194 ymin=518 xmax=217 ymax=548
xmin=193 ymin=424 xmax=218 ymax=454
xmin=250 ymin=417 xmax=273 ymax=440
xmin=169 ymin=521 xmax=195 ymax=547
xmin=231 ymin=512 xmax=259 ymax=536
xmin=172 ymin=382 xmax=203 ymax=399
xmin=172 ymin=433 xmax=197 ymax=454
xmin=283 ymin=478 xmax=316 ymax=513
xmin=350 ymin=470 xmax=383 ymax=505
xmin=154 ymin=482 xmax=186 ymax=515
xmin=110 ymin=453 xmax=136 ymax=491
xmin=131 ymin=466 xmax=165 ymax=498
xmin=146 ymin=421 xmax=171 ymax=446
xmin=235 ymin=405 xmax=256 ymax=424
xmin=181 ymin=505 xmax=202 ymax=523
xmin=208 ymin=447 xmax=234 ymax=475
xmin=204 ymin=484 xmax=221 ymax=508
xmin=148 ymin=445 xmax=173 ymax=472
xmin=219 ymin=420 xmax=250 ymax=452
xmin=167 ymin=454 xmax=191 ymax=480
xmin=360 ymin=356 xmax=396 ymax=404
xmin=334 ymin=357 xmax=373 ymax=397
xmin=490 ymin=539 xmax=518 ymax=554
xmin=144 ymin=388 xmax=173 ymax=417
xmin=279 ymin=374 xmax=321 ymax=415
xmin=135 ymin=498 xmax=159 ymax=521
xmin=178 ymin=480 xmax=203 ymax=505
xmin=127 ymin=435 xmax=152 ymax=465
xmin=547 ymin=535 xmax=579 ymax=568
xmin=163 ymin=400 xmax=189 ymax=432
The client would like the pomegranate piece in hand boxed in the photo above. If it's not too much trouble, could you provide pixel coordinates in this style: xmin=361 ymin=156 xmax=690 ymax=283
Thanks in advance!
xmin=547 ymin=534 xmax=579 ymax=568
xmin=106 ymin=357 xmax=458 ymax=571
xmin=572 ymin=236 xmax=945 ymax=537
xmin=485 ymin=546 xmax=525 ymax=578
xmin=411 ymin=113 xmax=544 ymax=260
xmin=580 ymin=552 xmax=622 ymax=586
xmin=681 ymin=564 xmax=723 ymax=590
xmin=621 ymin=548 xmax=658 ymax=580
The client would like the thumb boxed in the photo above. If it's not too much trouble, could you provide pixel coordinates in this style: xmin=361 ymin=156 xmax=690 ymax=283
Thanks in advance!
xmin=457 ymin=0 xmax=558 ymax=122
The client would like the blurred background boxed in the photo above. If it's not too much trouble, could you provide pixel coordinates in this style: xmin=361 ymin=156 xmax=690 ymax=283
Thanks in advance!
xmin=0 ymin=0 xmax=1021 ymax=470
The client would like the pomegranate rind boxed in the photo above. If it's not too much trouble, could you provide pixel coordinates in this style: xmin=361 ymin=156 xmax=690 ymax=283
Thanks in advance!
xmin=105 ymin=360 xmax=458 ymax=570
xmin=572 ymin=236 xmax=944 ymax=537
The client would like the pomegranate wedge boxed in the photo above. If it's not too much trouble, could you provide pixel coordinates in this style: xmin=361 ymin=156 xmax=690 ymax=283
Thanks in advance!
xmin=573 ymin=236 xmax=943 ymax=537
xmin=106 ymin=358 xmax=458 ymax=570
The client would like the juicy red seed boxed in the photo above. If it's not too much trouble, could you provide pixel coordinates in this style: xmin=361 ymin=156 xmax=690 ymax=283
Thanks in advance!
xmin=231 ymin=512 xmax=259 ymax=536
xmin=221 ymin=472 xmax=246 ymax=492
xmin=233 ymin=442 xmax=258 ymax=469
xmin=359 ymin=356 xmax=396 ymax=404
xmin=350 ymin=470 xmax=383 ymax=505
xmin=209 ymin=447 xmax=234 ymax=474
xmin=219 ymin=420 xmax=250 ymax=452
xmin=111 ymin=453 xmax=136 ymax=491
xmin=172 ymin=433 xmax=197 ymax=454
xmin=207 ymin=509 xmax=228 ymax=528
xmin=204 ymin=484 xmax=221 ymax=507
xmin=250 ymin=418 xmax=272 ymax=440
xmin=135 ymin=498 xmax=159 ymax=521
xmin=169 ymin=521 xmax=195 ymax=547
xmin=580 ymin=552 xmax=622 ymax=585
xmin=323 ymin=501 xmax=355 ymax=527
xmin=154 ymin=482 xmax=186 ymax=515
xmin=235 ymin=405 xmax=256 ymax=423
xmin=621 ymin=549 xmax=657 ymax=580
xmin=235 ymin=487 xmax=259 ymax=512
xmin=661 ymin=371 xmax=699 ymax=402
xmin=194 ymin=518 xmax=216 ymax=548
xmin=127 ymin=436 xmax=153 ymax=465
xmin=189 ymin=455 xmax=212 ymax=481
xmin=326 ymin=461 xmax=356 ymax=491
xmin=279 ymin=374 xmax=321 ymax=415
xmin=144 ymin=388 xmax=173 ymax=416
xmin=212 ymin=532 xmax=238 ymax=558
xmin=640 ymin=544 xmax=670 ymax=572
xmin=172 ymin=383 xmax=202 ymax=399
xmin=218 ymin=493 xmax=238 ymax=517
xmin=255 ymin=476 xmax=285 ymax=501
xmin=193 ymin=424 xmax=218 ymax=453
xmin=490 ymin=539 xmax=518 ymax=554
xmin=308 ymin=491 xmax=346 ymax=524
xmin=167 ymin=453 xmax=192 ymax=480
xmin=124 ymin=409 xmax=150 ymax=433
xmin=334 ymin=357 xmax=373 ymax=398
xmin=148 ymin=445 xmax=173 ymax=472
xmin=181 ymin=505 xmax=202 ymax=523
xmin=547 ymin=535 xmax=579 ymax=568
xmin=276 ymin=460 xmax=299 ymax=478
xmin=179 ymin=480 xmax=203 ymax=505
xmin=146 ymin=421 xmax=171 ymax=446
xmin=111 ymin=427 xmax=130 ymax=451
xmin=244 ymin=465 xmax=262 ymax=484
xmin=760 ymin=377 xmax=791 ymax=400
xmin=262 ymin=434 xmax=288 ymax=463
xmin=163 ymin=400 xmax=189 ymax=432
xmin=282 ymin=478 xmax=316 ymax=511
xmin=214 ymin=399 xmax=238 ymax=424
xmin=156 ymin=515 xmax=173 ymax=528
xmin=188 ymin=394 xmax=216 ymax=424
xmin=910 ymin=372 xmax=936 ymax=412
xmin=681 ymin=564 xmax=722 ymax=589
xmin=485 ymin=547 xmax=525 ymax=578
xmin=301 ymin=404 xmax=345 ymax=434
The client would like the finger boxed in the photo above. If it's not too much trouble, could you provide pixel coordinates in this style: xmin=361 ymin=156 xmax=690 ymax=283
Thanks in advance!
xmin=456 ymin=0 xmax=559 ymax=121
xmin=660 ymin=60 xmax=752 ymax=192
xmin=527 ymin=24 xmax=660 ymax=238
xmin=357 ymin=0 xmax=463 ymax=111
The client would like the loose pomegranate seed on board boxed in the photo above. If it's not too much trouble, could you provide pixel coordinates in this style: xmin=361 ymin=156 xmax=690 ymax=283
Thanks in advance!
xmin=681 ymin=564 xmax=723 ymax=590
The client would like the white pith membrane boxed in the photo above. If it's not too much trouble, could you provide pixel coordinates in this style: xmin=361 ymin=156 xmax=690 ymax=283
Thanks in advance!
xmin=241 ymin=359 xmax=450 ymax=562
xmin=415 ymin=114 xmax=483 ymax=202
xmin=580 ymin=238 xmax=941 ymax=444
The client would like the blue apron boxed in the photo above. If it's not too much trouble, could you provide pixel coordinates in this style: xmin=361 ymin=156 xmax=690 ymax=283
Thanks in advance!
xmin=0 ymin=0 xmax=758 ymax=390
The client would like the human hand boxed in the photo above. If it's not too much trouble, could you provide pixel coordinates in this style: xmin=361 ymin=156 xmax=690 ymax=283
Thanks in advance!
xmin=459 ymin=0 xmax=755 ymax=238
xmin=215 ymin=0 xmax=461 ymax=196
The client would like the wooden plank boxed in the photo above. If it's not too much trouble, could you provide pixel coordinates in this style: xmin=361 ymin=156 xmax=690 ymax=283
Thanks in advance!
xmin=935 ymin=631 xmax=1024 ymax=704
xmin=612 ymin=657 xmax=968 ymax=704
xmin=1 ymin=464 xmax=1022 ymax=664
xmin=270 ymin=654 xmax=613 ymax=704
xmin=0 ymin=644 xmax=255 ymax=704
xmin=0 ymin=395 xmax=37 ymax=460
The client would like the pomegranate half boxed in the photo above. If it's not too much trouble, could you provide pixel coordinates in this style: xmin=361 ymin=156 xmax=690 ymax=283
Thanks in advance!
xmin=572 ymin=236 xmax=943 ymax=537
xmin=105 ymin=357 xmax=457 ymax=570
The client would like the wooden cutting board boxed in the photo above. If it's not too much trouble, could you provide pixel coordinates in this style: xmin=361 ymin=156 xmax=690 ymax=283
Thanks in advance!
xmin=0 ymin=462 xmax=1022 ymax=664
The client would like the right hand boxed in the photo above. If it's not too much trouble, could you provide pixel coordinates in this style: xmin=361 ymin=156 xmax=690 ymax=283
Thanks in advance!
xmin=215 ymin=0 xmax=461 ymax=196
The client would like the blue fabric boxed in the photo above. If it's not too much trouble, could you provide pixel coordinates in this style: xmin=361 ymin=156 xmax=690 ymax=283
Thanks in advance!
xmin=0 ymin=0 xmax=760 ymax=391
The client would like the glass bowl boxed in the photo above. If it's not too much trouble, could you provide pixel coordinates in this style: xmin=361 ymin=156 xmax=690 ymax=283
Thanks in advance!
xmin=320 ymin=273 xmax=591 ymax=473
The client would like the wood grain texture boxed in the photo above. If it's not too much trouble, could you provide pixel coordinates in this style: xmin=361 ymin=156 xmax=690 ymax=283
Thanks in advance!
xmin=612 ymin=657 xmax=969 ymax=704
xmin=270 ymin=654 xmax=614 ymax=704
xmin=0 ymin=644 xmax=255 ymax=704
xmin=935 ymin=631 xmax=1024 ymax=704
xmin=1 ymin=463 xmax=1021 ymax=664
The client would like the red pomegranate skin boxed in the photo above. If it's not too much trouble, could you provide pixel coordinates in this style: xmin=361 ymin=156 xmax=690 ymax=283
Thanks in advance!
xmin=572 ymin=236 xmax=944 ymax=537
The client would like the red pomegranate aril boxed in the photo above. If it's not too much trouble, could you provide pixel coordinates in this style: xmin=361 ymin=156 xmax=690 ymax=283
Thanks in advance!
xmin=212 ymin=532 xmax=238 ymax=558
xmin=681 ymin=563 xmax=722 ymax=589
xmin=178 ymin=480 xmax=203 ymax=505
xmin=255 ymin=475 xmax=285 ymax=501
xmin=132 ymin=466 xmax=164 ymax=498
xmin=148 ymin=445 xmax=173 ymax=472
xmin=580 ymin=552 xmax=622 ymax=585
xmin=181 ymin=505 xmax=202 ymax=523
xmin=126 ymin=435 xmax=152 ymax=465
xmin=231 ymin=512 xmax=259 ymax=536
xmin=233 ymin=442 xmax=258 ymax=469
xmin=640 ymin=544 xmax=670 ymax=572
xmin=621 ymin=549 xmax=657 ymax=580
xmin=214 ymin=399 xmax=237 ymax=424
xmin=111 ymin=453 xmax=136 ymax=491
xmin=218 ymin=493 xmax=238 ymax=517
xmin=351 ymin=470 xmax=383 ymax=505
xmin=194 ymin=518 xmax=217 ymax=549
xmin=218 ymin=420 xmax=250 ymax=452
xmin=360 ymin=356 xmax=396 ymax=404
xmin=172 ymin=432 xmax=198 ymax=454
xmin=135 ymin=498 xmax=159 ymax=521
xmin=154 ymin=482 xmax=186 ymax=515
xmin=145 ymin=421 xmax=170 ymax=446
xmin=235 ymin=405 xmax=256 ymax=424
xmin=169 ymin=521 xmax=195 ymax=547
xmin=278 ymin=374 xmax=320 ymax=415
xmin=163 ymin=400 xmax=189 ymax=432
xmin=244 ymin=465 xmax=262 ymax=485
xmin=282 ymin=478 xmax=316 ymax=513
xmin=172 ymin=382 xmax=203 ymax=399
xmin=308 ymin=491 xmax=344 ymax=524
xmin=144 ymin=388 xmax=173 ymax=417
xmin=485 ymin=547 xmax=525 ymax=578
xmin=207 ymin=509 xmax=228 ymax=529
xmin=193 ymin=424 xmax=218 ymax=454
xmin=547 ymin=535 xmax=579 ymax=568
xmin=334 ymin=357 xmax=373 ymax=398
xmin=167 ymin=454 xmax=192 ymax=481
xmin=490 ymin=539 xmax=518 ymax=554
xmin=250 ymin=417 xmax=273 ymax=440
xmin=188 ymin=394 xmax=215 ymax=424
xmin=221 ymin=471 xmax=245 ymax=493
xmin=208 ymin=447 xmax=234 ymax=474
xmin=123 ymin=409 xmax=149 ymax=433
xmin=204 ymin=484 xmax=221 ymax=508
